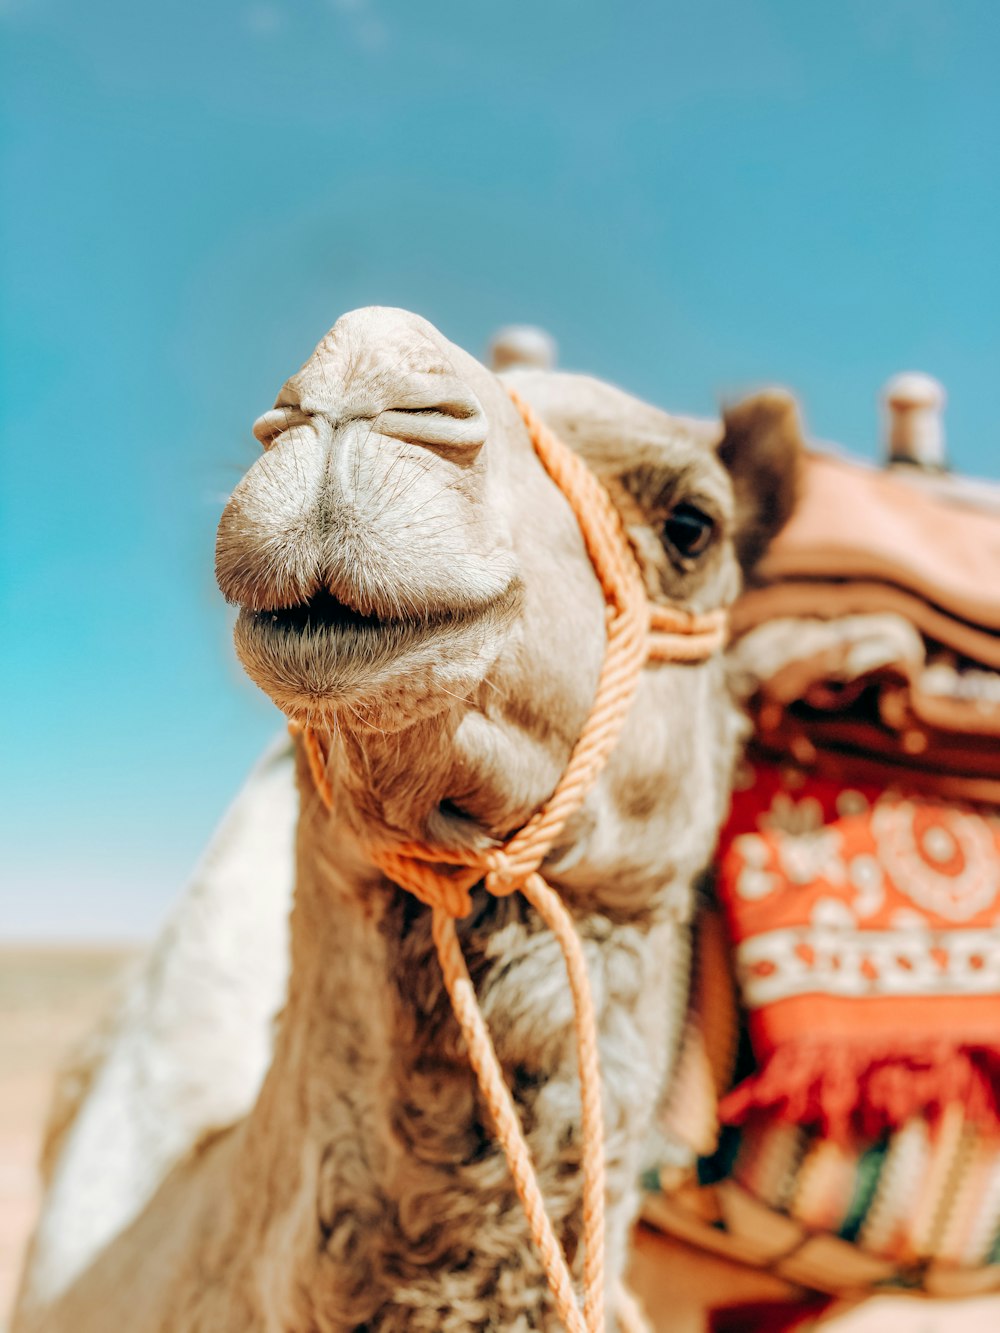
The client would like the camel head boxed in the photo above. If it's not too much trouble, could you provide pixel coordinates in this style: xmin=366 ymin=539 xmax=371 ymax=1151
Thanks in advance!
xmin=217 ymin=306 xmax=802 ymax=875
xmin=217 ymin=307 xmax=526 ymax=728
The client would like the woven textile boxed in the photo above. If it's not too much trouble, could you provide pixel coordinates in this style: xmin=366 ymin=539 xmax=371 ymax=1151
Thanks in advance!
xmin=642 ymin=764 xmax=1000 ymax=1294
xmin=715 ymin=763 xmax=1000 ymax=1140
xmin=643 ymin=896 xmax=1000 ymax=1295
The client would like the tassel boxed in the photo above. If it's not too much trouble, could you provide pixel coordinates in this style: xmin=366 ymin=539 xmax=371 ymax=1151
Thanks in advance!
xmin=719 ymin=1041 xmax=1000 ymax=1141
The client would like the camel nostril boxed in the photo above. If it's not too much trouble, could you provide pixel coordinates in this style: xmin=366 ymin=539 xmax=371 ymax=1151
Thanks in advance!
xmin=252 ymin=407 xmax=313 ymax=450
xmin=376 ymin=392 xmax=488 ymax=454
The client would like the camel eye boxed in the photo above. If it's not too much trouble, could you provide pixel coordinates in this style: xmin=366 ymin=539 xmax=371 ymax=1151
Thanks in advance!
xmin=663 ymin=502 xmax=714 ymax=560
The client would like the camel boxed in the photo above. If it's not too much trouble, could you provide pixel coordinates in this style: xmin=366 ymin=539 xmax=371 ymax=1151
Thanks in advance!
xmin=14 ymin=306 xmax=802 ymax=1332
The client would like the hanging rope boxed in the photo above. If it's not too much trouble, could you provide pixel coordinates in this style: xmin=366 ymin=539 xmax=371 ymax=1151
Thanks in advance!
xmin=292 ymin=386 xmax=726 ymax=1332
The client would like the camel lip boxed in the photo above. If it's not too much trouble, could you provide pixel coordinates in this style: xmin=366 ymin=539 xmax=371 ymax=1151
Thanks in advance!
xmin=248 ymin=587 xmax=459 ymax=639
xmin=234 ymin=575 xmax=524 ymax=723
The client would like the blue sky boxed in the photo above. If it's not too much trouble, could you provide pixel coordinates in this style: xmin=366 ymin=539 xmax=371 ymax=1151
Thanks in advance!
xmin=3 ymin=0 xmax=999 ymax=937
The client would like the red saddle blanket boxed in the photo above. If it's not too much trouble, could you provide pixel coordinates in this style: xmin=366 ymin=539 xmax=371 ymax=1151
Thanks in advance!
xmin=715 ymin=763 xmax=1000 ymax=1140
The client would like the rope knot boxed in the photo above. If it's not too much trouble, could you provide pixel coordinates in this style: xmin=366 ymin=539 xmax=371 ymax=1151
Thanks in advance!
xmin=483 ymin=851 xmax=521 ymax=898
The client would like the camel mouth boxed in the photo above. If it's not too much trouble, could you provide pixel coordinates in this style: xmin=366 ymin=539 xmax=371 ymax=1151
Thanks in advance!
xmin=234 ymin=578 xmax=524 ymax=723
xmin=253 ymin=588 xmax=401 ymax=637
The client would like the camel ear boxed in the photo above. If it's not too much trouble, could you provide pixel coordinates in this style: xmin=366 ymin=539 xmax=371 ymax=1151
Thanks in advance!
xmin=717 ymin=389 xmax=804 ymax=575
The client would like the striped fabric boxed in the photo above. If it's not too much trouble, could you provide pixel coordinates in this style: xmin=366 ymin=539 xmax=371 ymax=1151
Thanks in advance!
xmin=642 ymin=859 xmax=1000 ymax=1295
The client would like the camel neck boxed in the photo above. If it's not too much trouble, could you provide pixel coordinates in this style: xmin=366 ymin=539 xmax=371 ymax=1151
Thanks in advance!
xmin=236 ymin=778 xmax=679 ymax=1330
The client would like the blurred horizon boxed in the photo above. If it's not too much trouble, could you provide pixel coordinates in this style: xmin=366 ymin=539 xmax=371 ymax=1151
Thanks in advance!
xmin=3 ymin=0 xmax=999 ymax=938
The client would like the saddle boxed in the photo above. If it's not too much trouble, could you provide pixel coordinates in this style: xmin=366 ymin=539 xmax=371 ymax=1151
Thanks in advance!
xmin=642 ymin=449 xmax=1000 ymax=1302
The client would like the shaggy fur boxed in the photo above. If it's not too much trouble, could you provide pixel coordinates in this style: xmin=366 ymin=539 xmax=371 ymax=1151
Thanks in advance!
xmin=15 ymin=308 xmax=802 ymax=1332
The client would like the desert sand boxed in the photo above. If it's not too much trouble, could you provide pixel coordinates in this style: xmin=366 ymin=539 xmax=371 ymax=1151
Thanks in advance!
xmin=0 ymin=946 xmax=136 ymax=1327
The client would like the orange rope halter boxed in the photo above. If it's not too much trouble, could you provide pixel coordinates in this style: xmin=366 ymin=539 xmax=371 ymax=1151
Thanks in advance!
xmin=294 ymin=387 xmax=727 ymax=1332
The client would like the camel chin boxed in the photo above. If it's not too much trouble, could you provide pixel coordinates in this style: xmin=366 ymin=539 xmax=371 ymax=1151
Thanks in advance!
xmin=232 ymin=577 xmax=524 ymax=727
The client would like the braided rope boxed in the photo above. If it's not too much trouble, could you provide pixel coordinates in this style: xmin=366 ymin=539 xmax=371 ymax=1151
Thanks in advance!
xmin=521 ymin=872 xmax=605 ymax=1328
xmin=299 ymin=725 xmax=334 ymax=809
xmin=295 ymin=386 xmax=727 ymax=1331
xmin=431 ymin=907 xmax=588 ymax=1333
xmin=648 ymin=604 xmax=728 ymax=662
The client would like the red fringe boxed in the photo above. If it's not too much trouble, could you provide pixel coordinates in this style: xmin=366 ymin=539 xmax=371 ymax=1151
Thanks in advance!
xmin=719 ymin=1041 xmax=1000 ymax=1141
